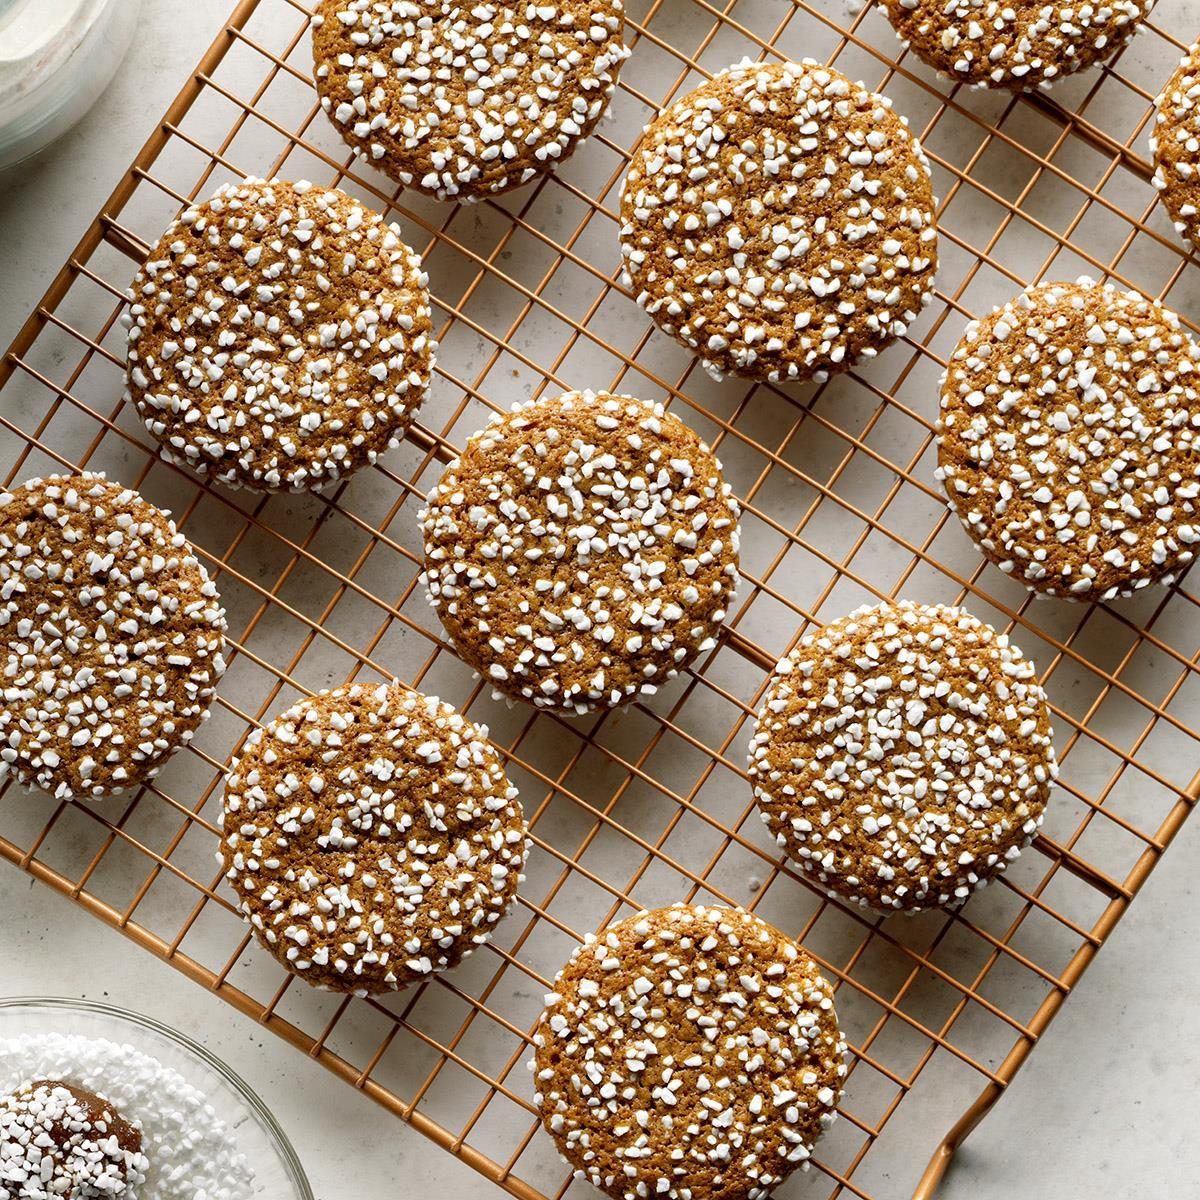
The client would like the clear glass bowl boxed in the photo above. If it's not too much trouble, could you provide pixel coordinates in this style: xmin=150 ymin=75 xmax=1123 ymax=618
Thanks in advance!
xmin=0 ymin=0 xmax=143 ymax=172
xmin=0 ymin=996 xmax=313 ymax=1200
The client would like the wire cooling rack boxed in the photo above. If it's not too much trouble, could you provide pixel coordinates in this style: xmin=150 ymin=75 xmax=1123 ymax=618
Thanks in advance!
xmin=2 ymin=1 xmax=1199 ymax=1196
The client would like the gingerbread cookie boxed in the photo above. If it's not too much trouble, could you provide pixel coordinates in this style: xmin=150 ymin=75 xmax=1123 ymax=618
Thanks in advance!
xmin=937 ymin=278 xmax=1200 ymax=600
xmin=312 ymin=0 xmax=629 ymax=201
xmin=875 ymin=0 xmax=1154 ymax=90
xmin=749 ymin=601 xmax=1057 ymax=913
xmin=221 ymin=682 xmax=527 ymax=994
xmin=126 ymin=178 xmax=435 ymax=491
xmin=421 ymin=390 xmax=740 ymax=713
xmin=531 ymin=904 xmax=845 ymax=1200
xmin=620 ymin=58 xmax=938 ymax=383
xmin=0 ymin=473 xmax=227 ymax=801
xmin=0 ymin=1080 xmax=149 ymax=1199
xmin=1152 ymin=40 xmax=1200 ymax=252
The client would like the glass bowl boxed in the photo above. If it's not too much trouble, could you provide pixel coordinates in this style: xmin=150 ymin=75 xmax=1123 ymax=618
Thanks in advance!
xmin=0 ymin=996 xmax=313 ymax=1199
xmin=0 ymin=0 xmax=143 ymax=172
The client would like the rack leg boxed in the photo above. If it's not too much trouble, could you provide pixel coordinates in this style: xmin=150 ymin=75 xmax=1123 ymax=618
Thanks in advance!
xmin=910 ymin=1082 xmax=1004 ymax=1200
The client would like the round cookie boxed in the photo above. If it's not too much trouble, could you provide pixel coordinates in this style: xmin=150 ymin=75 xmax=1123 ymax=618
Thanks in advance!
xmin=126 ymin=177 xmax=435 ymax=491
xmin=749 ymin=601 xmax=1057 ymax=913
xmin=421 ymin=390 xmax=740 ymax=714
xmin=0 ymin=1080 xmax=149 ymax=1199
xmin=220 ymin=681 xmax=527 ymax=994
xmin=1152 ymin=41 xmax=1200 ymax=252
xmin=936 ymin=278 xmax=1200 ymax=600
xmin=874 ymin=0 xmax=1154 ymax=90
xmin=311 ymin=0 xmax=629 ymax=202
xmin=531 ymin=904 xmax=845 ymax=1200
xmin=619 ymin=58 xmax=938 ymax=384
xmin=0 ymin=473 xmax=227 ymax=802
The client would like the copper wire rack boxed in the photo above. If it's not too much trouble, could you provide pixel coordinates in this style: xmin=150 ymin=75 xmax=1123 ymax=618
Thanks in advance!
xmin=2 ymin=0 xmax=1199 ymax=1196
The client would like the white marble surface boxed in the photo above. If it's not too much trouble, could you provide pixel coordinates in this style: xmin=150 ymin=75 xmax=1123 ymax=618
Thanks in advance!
xmin=0 ymin=3 xmax=1197 ymax=1199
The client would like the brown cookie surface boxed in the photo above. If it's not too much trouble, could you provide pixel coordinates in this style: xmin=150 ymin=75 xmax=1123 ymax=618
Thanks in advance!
xmin=0 ymin=1080 xmax=149 ymax=1199
xmin=619 ymin=58 xmax=938 ymax=384
xmin=221 ymin=682 xmax=527 ymax=994
xmin=126 ymin=178 xmax=435 ymax=491
xmin=749 ymin=602 xmax=1057 ymax=913
xmin=936 ymin=279 xmax=1200 ymax=600
xmin=311 ymin=0 xmax=629 ymax=201
xmin=421 ymin=390 xmax=740 ymax=713
xmin=1152 ymin=41 xmax=1200 ymax=252
xmin=0 ymin=473 xmax=227 ymax=801
xmin=531 ymin=904 xmax=845 ymax=1200
xmin=875 ymin=0 xmax=1154 ymax=90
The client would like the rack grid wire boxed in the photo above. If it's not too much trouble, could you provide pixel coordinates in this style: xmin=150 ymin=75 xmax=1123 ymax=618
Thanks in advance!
xmin=2 ymin=1 xmax=1199 ymax=1197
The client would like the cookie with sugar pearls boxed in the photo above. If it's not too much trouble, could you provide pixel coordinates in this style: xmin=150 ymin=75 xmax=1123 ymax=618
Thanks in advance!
xmin=420 ymin=389 xmax=741 ymax=714
xmin=0 ymin=1080 xmax=149 ymax=1200
xmin=220 ymin=682 xmax=527 ymax=995
xmin=749 ymin=601 xmax=1057 ymax=913
xmin=874 ymin=0 xmax=1155 ymax=90
xmin=619 ymin=58 xmax=938 ymax=384
xmin=126 ymin=177 xmax=435 ymax=492
xmin=0 ymin=1032 xmax=251 ymax=1196
xmin=936 ymin=278 xmax=1200 ymax=600
xmin=0 ymin=472 xmax=227 ymax=802
xmin=531 ymin=903 xmax=846 ymax=1200
xmin=1152 ymin=40 xmax=1200 ymax=253
xmin=311 ymin=0 xmax=629 ymax=201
